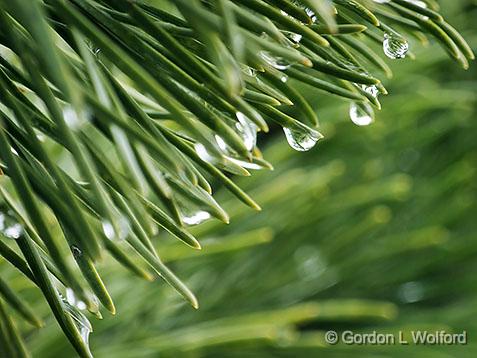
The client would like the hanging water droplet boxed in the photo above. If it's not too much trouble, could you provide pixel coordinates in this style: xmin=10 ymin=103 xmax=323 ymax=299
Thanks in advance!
xmin=383 ymin=33 xmax=409 ymax=59
xmin=0 ymin=211 xmax=23 ymax=239
xmin=349 ymin=102 xmax=374 ymax=126
xmin=182 ymin=210 xmax=211 ymax=226
xmin=283 ymin=123 xmax=323 ymax=152
xmin=102 ymin=215 xmax=130 ymax=241
xmin=59 ymin=292 xmax=92 ymax=354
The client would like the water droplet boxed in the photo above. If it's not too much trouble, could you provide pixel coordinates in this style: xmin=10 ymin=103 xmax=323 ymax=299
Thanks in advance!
xmin=214 ymin=113 xmax=257 ymax=156
xmin=383 ymin=33 xmax=409 ymax=59
xmin=259 ymin=51 xmax=291 ymax=70
xmin=373 ymin=0 xmax=391 ymax=3
xmin=282 ymin=31 xmax=302 ymax=45
xmin=0 ymin=211 xmax=23 ymax=239
xmin=241 ymin=65 xmax=257 ymax=77
xmin=182 ymin=210 xmax=211 ymax=226
xmin=235 ymin=112 xmax=258 ymax=151
xmin=227 ymin=157 xmax=266 ymax=170
xmin=66 ymin=288 xmax=87 ymax=311
xmin=60 ymin=292 xmax=92 ymax=354
xmin=349 ymin=102 xmax=374 ymax=126
xmin=360 ymin=84 xmax=380 ymax=99
xmin=405 ymin=0 xmax=427 ymax=8
xmin=283 ymin=123 xmax=323 ymax=151
xmin=102 ymin=215 xmax=130 ymax=241
xmin=194 ymin=143 xmax=219 ymax=164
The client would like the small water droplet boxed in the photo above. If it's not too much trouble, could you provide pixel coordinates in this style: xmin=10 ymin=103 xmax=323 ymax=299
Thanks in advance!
xmin=182 ymin=210 xmax=211 ymax=226
xmin=383 ymin=33 xmax=409 ymax=59
xmin=359 ymin=84 xmax=380 ymax=99
xmin=241 ymin=65 xmax=257 ymax=77
xmin=59 ymin=292 xmax=92 ymax=354
xmin=102 ymin=215 xmax=130 ymax=241
xmin=282 ymin=31 xmax=302 ymax=45
xmin=66 ymin=288 xmax=87 ymax=311
xmin=349 ymin=102 xmax=374 ymax=126
xmin=405 ymin=0 xmax=427 ymax=8
xmin=194 ymin=143 xmax=218 ymax=165
xmin=259 ymin=51 xmax=291 ymax=70
xmin=283 ymin=123 xmax=323 ymax=152
xmin=0 ymin=211 xmax=23 ymax=239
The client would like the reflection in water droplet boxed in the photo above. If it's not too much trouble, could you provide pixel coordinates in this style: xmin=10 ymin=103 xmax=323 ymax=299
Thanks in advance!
xmin=349 ymin=102 xmax=374 ymax=126
xmin=60 ymin=292 xmax=92 ymax=354
xmin=383 ymin=33 xmax=409 ymax=59
xmin=283 ymin=123 xmax=323 ymax=151
xmin=0 ymin=211 xmax=23 ymax=239
xmin=182 ymin=210 xmax=211 ymax=226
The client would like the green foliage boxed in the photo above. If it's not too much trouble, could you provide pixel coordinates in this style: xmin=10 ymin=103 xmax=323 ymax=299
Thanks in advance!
xmin=0 ymin=0 xmax=474 ymax=357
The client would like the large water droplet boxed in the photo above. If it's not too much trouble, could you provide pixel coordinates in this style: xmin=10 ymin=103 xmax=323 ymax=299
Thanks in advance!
xmin=383 ymin=33 xmax=409 ymax=59
xmin=283 ymin=123 xmax=323 ymax=151
xmin=349 ymin=102 xmax=374 ymax=126
xmin=0 ymin=211 xmax=23 ymax=239
xmin=60 ymin=292 xmax=92 ymax=354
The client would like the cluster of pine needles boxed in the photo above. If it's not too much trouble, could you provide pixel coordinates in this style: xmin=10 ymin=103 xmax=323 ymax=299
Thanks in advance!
xmin=0 ymin=0 xmax=473 ymax=357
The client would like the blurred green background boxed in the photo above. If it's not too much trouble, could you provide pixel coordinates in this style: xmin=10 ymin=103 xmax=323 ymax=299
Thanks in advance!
xmin=4 ymin=0 xmax=476 ymax=356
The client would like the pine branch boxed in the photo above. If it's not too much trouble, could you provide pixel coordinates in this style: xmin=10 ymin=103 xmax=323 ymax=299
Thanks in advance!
xmin=0 ymin=0 xmax=473 ymax=356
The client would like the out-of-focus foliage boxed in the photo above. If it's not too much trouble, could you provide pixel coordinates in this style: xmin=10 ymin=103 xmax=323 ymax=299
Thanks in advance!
xmin=0 ymin=0 xmax=472 ymax=356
